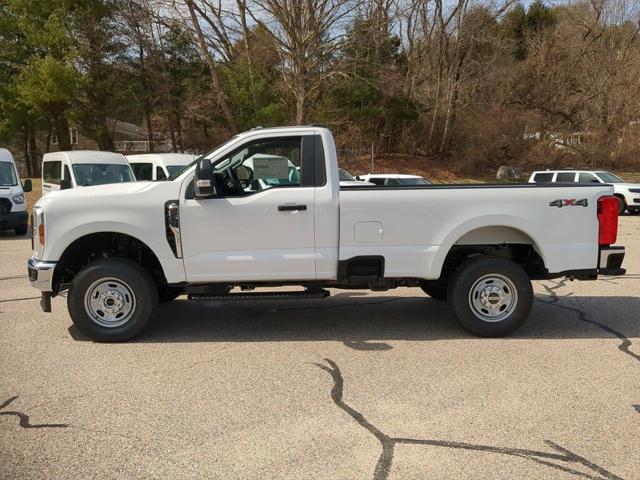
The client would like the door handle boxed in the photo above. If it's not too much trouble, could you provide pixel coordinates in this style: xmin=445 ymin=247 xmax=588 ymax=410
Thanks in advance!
xmin=278 ymin=204 xmax=307 ymax=212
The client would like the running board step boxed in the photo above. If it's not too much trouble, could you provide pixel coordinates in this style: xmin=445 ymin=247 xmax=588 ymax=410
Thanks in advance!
xmin=188 ymin=289 xmax=330 ymax=301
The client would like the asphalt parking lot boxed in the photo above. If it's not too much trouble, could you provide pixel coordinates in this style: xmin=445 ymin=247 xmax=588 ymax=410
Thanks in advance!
xmin=1 ymin=218 xmax=638 ymax=480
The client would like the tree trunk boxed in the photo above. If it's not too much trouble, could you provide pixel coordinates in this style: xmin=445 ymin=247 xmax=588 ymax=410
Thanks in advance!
xmin=55 ymin=116 xmax=71 ymax=151
xmin=185 ymin=0 xmax=238 ymax=133
xmin=27 ymin=126 xmax=38 ymax=177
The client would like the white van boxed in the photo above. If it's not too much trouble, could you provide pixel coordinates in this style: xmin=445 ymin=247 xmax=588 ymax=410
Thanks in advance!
xmin=0 ymin=148 xmax=32 ymax=235
xmin=127 ymin=153 xmax=196 ymax=181
xmin=41 ymin=151 xmax=135 ymax=195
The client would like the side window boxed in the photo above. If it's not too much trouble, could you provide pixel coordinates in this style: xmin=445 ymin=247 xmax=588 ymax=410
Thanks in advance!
xmin=43 ymin=161 xmax=61 ymax=184
xmin=556 ymin=172 xmax=576 ymax=182
xmin=212 ymin=137 xmax=302 ymax=196
xmin=156 ymin=166 xmax=167 ymax=180
xmin=369 ymin=178 xmax=385 ymax=185
xmin=386 ymin=178 xmax=400 ymax=186
xmin=578 ymin=173 xmax=599 ymax=183
xmin=131 ymin=163 xmax=153 ymax=181
xmin=533 ymin=172 xmax=553 ymax=183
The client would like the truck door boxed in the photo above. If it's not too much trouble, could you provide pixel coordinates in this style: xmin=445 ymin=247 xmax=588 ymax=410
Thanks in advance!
xmin=180 ymin=135 xmax=318 ymax=282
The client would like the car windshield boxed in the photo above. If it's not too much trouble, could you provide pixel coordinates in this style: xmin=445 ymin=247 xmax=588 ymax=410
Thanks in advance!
xmin=596 ymin=171 xmax=623 ymax=183
xmin=339 ymin=169 xmax=356 ymax=181
xmin=72 ymin=164 xmax=135 ymax=186
xmin=0 ymin=162 xmax=18 ymax=186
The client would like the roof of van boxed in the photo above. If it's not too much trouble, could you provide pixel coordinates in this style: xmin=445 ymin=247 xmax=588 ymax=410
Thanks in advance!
xmin=43 ymin=150 xmax=129 ymax=165
xmin=126 ymin=153 xmax=196 ymax=166
xmin=0 ymin=148 xmax=15 ymax=163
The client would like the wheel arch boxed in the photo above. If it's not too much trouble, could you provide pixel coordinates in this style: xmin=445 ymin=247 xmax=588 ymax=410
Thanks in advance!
xmin=434 ymin=222 xmax=547 ymax=280
xmin=52 ymin=231 xmax=168 ymax=293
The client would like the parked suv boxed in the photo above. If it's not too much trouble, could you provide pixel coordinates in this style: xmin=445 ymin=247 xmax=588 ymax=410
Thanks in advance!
xmin=529 ymin=170 xmax=640 ymax=215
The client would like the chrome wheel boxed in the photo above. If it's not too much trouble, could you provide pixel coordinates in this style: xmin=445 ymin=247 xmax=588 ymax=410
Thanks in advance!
xmin=468 ymin=273 xmax=518 ymax=322
xmin=83 ymin=277 xmax=136 ymax=328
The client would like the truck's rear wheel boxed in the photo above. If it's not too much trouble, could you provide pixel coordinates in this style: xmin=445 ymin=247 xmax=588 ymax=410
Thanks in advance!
xmin=68 ymin=258 xmax=158 ymax=341
xmin=448 ymin=257 xmax=533 ymax=337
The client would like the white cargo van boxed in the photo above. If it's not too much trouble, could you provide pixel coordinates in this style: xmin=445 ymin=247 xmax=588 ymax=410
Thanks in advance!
xmin=41 ymin=151 xmax=135 ymax=195
xmin=127 ymin=153 xmax=196 ymax=181
xmin=0 ymin=148 xmax=32 ymax=235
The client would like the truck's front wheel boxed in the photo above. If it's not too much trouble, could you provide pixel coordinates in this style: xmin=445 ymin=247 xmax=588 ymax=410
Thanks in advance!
xmin=68 ymin=258 xmax=158 ymax=341
xmin=448 ymin=257 xmax=533 ymax=337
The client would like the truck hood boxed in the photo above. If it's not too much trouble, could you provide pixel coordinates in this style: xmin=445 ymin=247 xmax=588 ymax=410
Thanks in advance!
xmin=42 ymin=181 xmax=154 ymax=201
xmin=618 ymin=183 xmax=640 ymax=190
xmin=0 ymin=185 xmax=23 ymax=197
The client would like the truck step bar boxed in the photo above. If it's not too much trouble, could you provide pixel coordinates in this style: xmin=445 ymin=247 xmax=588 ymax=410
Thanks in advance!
xmin=188 ymin=289 xmax=330 ymax=302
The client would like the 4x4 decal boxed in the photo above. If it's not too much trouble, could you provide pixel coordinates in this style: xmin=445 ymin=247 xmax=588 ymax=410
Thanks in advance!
xmin=549 ymin=198 xmax=589 ymax=208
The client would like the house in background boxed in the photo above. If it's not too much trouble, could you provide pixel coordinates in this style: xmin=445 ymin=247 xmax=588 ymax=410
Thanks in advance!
xmin=50 ymin=119 xmax=172 ymax=153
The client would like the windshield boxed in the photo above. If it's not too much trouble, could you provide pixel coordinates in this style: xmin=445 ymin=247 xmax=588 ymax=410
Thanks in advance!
xmin=596 ymin=171 xmax=623 ymax=183
xmin=168 ymin=136 xmax=240 ymax=180
xmin=339 ymin=168 xmax=356 ymax=181
xmin=166 ymin=165 xmax=187 ymax=176
xmin=0 ymin=162 xmax=18 ymax=186
xmin=72 ymin=164 xmax=135 ymax=186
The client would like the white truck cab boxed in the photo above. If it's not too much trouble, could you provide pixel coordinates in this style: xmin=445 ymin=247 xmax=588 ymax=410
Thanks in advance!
xmin=28 ymin=126 xmax=626 ymax=342
xmin=529 ymin=170 xmax=640 ymax=215
xmin=127 ymin=153 xmax=196 ymax=181
xmin=0 ymin=148 xmax=32 ymax=235
xmin=42 ymin=151 xmax=135 ymax=195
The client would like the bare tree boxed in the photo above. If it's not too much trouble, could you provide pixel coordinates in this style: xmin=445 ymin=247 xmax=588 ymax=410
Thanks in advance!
xmin=247 ymin=0 xmax=359 ymax=124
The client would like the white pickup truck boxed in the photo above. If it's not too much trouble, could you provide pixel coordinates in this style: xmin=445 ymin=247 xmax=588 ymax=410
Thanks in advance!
xmin=28 ymin=126 xmax=626 ymax=341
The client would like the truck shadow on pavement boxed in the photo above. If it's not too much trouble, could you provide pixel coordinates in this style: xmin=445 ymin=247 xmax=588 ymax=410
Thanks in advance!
xmin=67 ymin=293 xmax=639 ymax=357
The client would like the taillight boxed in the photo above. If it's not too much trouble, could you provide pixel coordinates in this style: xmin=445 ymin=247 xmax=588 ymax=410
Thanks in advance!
xmin=597 ymin=196 xmax=618 ymax=245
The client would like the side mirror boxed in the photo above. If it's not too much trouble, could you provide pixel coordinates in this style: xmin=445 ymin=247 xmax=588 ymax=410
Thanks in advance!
xmin=195 ymin=158 xmax=215 ymax=198
xmin=22 ymin=179 xmax=32 ymax=192
xmin=60 ymin=178 xmax=72 ymax=190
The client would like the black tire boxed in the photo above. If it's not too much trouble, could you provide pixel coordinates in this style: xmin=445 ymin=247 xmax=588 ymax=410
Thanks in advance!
xmin=158 ymin=286 xmax=184 ymax=303
xmin=448 ymin=257 xmax=533 ymax=337
xmin=14 ymin=223 xmax=28 ymax=236
xmin=67 ymin=258 xmax=158 ymax=342
xmin=419 ymin=282 xmax=447 ymax=301
xmin=616 ymin=196 xmax=626 ymax=215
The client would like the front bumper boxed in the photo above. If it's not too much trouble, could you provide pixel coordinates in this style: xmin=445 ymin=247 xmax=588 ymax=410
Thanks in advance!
xmin=0 ymin=210 xmax=28 ymax=230
xmin=28 ymin=256 xmax=57 ymax=291
xmin=598 ymin=246 xmax=625 ymax=276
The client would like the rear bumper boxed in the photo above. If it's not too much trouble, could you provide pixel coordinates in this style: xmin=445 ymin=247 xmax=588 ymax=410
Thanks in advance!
xmin=0 ymin=211 xmax=28 ymax=230
xmin=598 ymin=246 xmax=625 ymax=276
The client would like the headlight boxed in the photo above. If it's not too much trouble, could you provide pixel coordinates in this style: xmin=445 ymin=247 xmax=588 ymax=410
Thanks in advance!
xmin=13 ymin=194 xmax=25 ymax=204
